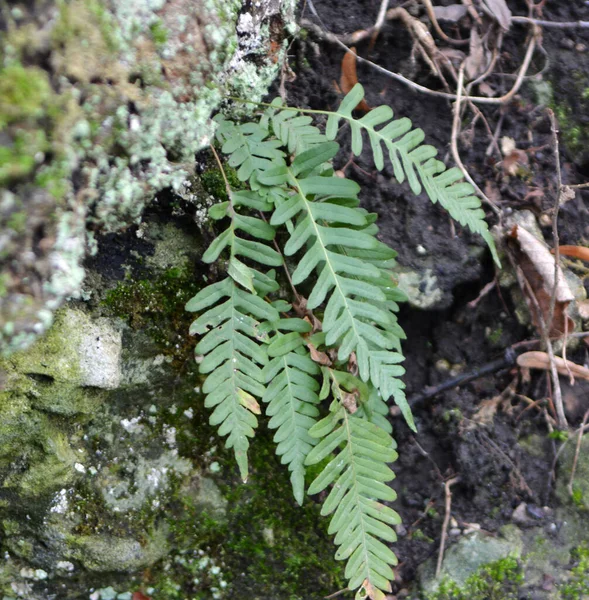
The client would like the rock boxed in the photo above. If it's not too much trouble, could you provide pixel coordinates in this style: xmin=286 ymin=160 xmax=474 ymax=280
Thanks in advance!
xmin=419 ymin=527 xmax=523 ymax=595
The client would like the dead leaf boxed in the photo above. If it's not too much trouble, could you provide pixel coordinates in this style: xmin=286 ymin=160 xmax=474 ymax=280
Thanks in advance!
xmin=473 ymin=396 xmax=502 ymax=425
xmin=561 ymin=186 xmax=576 ymax=204
xmin=481 ymin=0 xmax=512 ymax=31
xmin=478 ymin=81 xmax=496 ymax=97
xmin=342 ymin=391 xmax=358 ymax=413
xmin=433 ymin=4 xmax=469 ymax=21
xmin=517 ymin=351 xmax=589 ymax=381
xmin=340 ymin=48 xmax=371 ymax=113
xmin=555 ymin=245 xmax=589 ymax=262
xmin=308 ymin=343 xmax=332 ymax=366
xmin=484 ymin=180 xmax=501 ymax=205
xmin=464 ymin=28 xmax=488 ymax=80
xmin=133 ymin=593 xmax=152 ymax=600
xmin=507 ymin=224 xmax=575 ymax=337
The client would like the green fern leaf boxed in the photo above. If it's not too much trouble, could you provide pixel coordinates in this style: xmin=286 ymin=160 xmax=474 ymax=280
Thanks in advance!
xmin=266 ymin=103 xmax=328 ymax=154
xmin=187 ymin=278 xmax=279 ymax=481
xmin=266 ymin=162 xmax=415 ymax=430
xmin=215 ymin=116 xmax=286 ymax=183
xmin=325 ymin=84 xmax=500 ymax=266
xmin=263 ymin=338 xmax=321 ymax=505
xmin=305 ymin=394 xmax=400 ymax=596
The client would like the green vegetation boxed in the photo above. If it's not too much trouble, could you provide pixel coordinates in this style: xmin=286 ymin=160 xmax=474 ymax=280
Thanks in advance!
xmin=187 ymin=84 xmax=497 ymax=599
xmin=427 ymin=557 xmax=523 ymax=600
xmin=561 ymin=544 xmax=589 ymax=600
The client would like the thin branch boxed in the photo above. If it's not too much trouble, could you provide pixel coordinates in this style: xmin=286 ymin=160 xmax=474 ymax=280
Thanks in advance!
xmin=436 ymin=476 xmax=461 ymax=579
xmin=421 ymin=0 xmax=469 ymax=45
xmin=300 ymin=18 xmax=539 ymax=106
xmin=451 ymin=64 xmax=501 ymax=215
xmin=512 ymin=16 xmax=589 ymax=28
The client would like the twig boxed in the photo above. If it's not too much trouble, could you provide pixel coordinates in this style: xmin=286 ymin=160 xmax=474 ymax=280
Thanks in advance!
xmin=451 ymin=63 xmax=501 ymax=215
xmin=486 ymin=110 xmax=505 ymax=157
xmin=567 ymin=410 xmax=589 ymax=499
xmin=405 ymin=349 xmax=517 ymax=409
xmin=516 ymin=266 xmax=568 ymax=428
xmin=369 ymin=0 xmax=390 ymax=49
xmin=436 ymin=476 xmax=461 ymax=579
xmin=300 ymin=18 xmax=539 ymax=106
xmin=421 ymin=0 xmax=469 ymax=45
xmin=512 ymin=16 xmax=589 ymax=28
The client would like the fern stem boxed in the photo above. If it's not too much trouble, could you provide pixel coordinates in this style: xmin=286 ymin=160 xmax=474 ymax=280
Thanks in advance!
xmin=209 ymin=144 xmax=232 ymax=198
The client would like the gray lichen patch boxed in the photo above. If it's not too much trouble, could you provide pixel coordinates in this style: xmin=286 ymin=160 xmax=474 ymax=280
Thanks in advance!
xmin=1 ymin=0 xmax=295 ymax=355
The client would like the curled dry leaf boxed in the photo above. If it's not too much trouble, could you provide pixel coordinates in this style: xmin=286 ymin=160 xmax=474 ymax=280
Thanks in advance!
xmin=501 ymin=136 xmax=529 ymax=176
xmin=359 ymin=578 xmax=389 ymax=600
xmin=517 ymin=351 xmax=589 ymax=381
xmin=507 ymin=224 xmax=575 ymax=337
xmin=555 ymin=245 xmax=589 ymax=262
xmin=464 ymin=28 xmax=488 ymax=80
xmin=433 ymin=4 xmax=469 ymax=22
xmin=481 ymin=0 xmax=512 ymax=31
xmin=340 ymin=48 xmax=371 ymax=113
xmin=308 ymin=343 xmax=332 ymax=366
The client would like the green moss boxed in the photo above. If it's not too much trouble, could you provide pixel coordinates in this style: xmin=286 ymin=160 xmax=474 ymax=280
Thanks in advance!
xmin=102 ymin=267 xmax=201 ymax=364
xmin=561 ymin=544 xmax=589 ymax=599
xmin=427 ymin=557 xmax=523 ymax=600
xmin=201 ymin=160 xmax=242 ymax=202
xmin=0 ymin=130 xmax=47 ymax=185
xmin=0 ymin=65 xmax=53 ymax=128
xmin=149 ymin=20 xmax=168 ymax=46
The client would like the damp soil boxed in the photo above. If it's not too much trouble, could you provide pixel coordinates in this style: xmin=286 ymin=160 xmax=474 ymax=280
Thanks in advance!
xmin=279 ymin=0 xmax=589 ymax=592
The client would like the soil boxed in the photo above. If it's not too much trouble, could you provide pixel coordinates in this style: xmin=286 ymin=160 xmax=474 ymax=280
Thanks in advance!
xmin=279 ymin=0 xmax=589 ymax=593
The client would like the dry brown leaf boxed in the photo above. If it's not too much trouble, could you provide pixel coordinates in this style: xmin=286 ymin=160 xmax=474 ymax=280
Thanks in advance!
xmin=481 ymin=0 xmax=512 ymax=31
xmin=503 ymin=150 xmax=529 ymax=176
xmin=464 ymin=28 xmax=488 ymax=80
xmin=472 ymin=396 xmax=502 ymax=425
xmin=555 ymin=245 xmax=589 ymax=262
xmin=340 ymin=48 xmax=371 ymax=113
xmin=342 ymin=391 xmax=358 ymax=414
xmin=307 ymin=343 xmax=332 ymax=366
xmin=133 ymin=593 xmax=152 ymax=600
xmin=478 ymin=81 xmax=496 ymax=97
xmin=433 ymin=4 xmax=469 ymax=21
xmin=507 ymin=224 xmax=575 ymax=337
xmin=517 ymin=351 xmax=589 ymax=381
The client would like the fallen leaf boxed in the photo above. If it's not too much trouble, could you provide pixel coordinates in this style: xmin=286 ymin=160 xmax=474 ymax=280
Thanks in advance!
xmin=307 ymin=343 xmax=332 ymax=366
xmin=464 ymin=28 xmax=488 ymax=80
xmin=502 ymin=149 xmax=529 ymax=177
xmin=555 ymin=245 xmax=589 ymax=262
xmin=507 ymin=224 xmax=575 ymax=337
xmin=340 ymin=47 xmax=371 ymax=113
xmin=342 ymin=391 xmax=358 ymax=413
xmin=481 ymin=0 xmax=512 ymax=31
xmin=133 ymin=593 xmax=152 ymax=600
xmin=478 ymin=81 xmax=496 ymax=97
xmin=517 ymin=351 xmax=589 ymax=381
xmin=433 ymin=4 xmax=469 ymax=22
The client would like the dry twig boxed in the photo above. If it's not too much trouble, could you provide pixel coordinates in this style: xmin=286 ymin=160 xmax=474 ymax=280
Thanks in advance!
xmin=436 ymin=476 xmax=461 ymax=579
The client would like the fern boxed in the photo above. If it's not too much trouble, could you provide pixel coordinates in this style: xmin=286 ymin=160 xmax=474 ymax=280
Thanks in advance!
xmin=187 ymin=84 xmax=501 ymax=599
xmin=324 ymin=84 xmax=500 ymax=266
xmin=306 ymin=372 xmax=400 ymax=599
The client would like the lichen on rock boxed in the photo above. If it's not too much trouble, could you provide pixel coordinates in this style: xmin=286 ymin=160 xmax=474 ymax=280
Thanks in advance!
xmin=0 ymin=0 xmax=295 ymax=354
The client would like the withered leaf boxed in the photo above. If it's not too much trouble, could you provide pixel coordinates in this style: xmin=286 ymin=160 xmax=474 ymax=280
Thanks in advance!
xmin=359 ymin=578 xmax=389 ymax=600
xmin=433 ymin=4 xmax=469 ymax=22
xmin=507 ymin=224 xmax=575 ymax=337
xmin=464 ymin=28 xmax=488 ymax=80
xmin=237 ymin=388 xmax=261 ymax=415
xmin=340 ymin=47 xmax=371 ymax=113
xmin=481 ymin=0 xmax=512 ymax=31
xmin=556 ymin=245 xmax=589 ymax=262
xmin=132 ymin=593 xmax=152 ymax=600
xmin=307 ymin=343 xmax=332 ymax=366
xmin=517 ymin=351 xmax=589 ymax=381
xmin=342 ymin=391 xmax=359 ymax=414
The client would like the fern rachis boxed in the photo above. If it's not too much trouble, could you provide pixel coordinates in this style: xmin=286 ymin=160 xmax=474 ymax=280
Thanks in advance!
xmin=187 ymin=85 xmax=499 ymax=599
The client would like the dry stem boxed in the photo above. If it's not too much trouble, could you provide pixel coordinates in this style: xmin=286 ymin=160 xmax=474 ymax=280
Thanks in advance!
xmin=436 ymin=476 xmax=461 ymax=579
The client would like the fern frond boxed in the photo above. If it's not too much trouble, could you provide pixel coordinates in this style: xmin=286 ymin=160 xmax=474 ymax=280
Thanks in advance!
xmin=214 ymin=116 xmax=286 ymax=183
xmin=325 ymin=84 xmax=500 ymax=266
xmin=263 ymin=326 xmax=321 ymax=505
xmin=268 ymin=103 xmax=328 ymax=155
xmin=305 ymin=388 xmax=400 ymax=598
xmin=187 ymin=278 xmax=279 ymax=481
xmin=260 ymin=150 xmax=415 ymax=429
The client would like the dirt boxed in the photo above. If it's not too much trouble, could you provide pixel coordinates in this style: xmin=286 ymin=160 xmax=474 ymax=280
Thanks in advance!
xmin=279 ymin=0 xmax=589 ymax=593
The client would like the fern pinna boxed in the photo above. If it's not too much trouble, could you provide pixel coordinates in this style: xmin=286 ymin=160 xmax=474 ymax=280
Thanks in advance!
xmin=187 ymin=84 xmax=498 ymax=599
